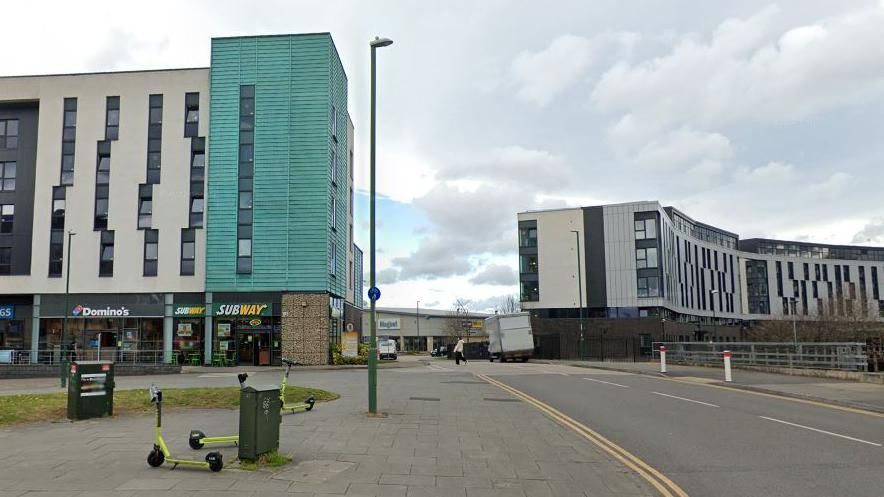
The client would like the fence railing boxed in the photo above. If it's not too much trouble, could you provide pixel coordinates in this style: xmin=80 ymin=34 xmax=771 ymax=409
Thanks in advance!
xmin=652 ymin=342 xmax=868 ymax=372
xmin=0 ymin=349 xmax=175 ymax=365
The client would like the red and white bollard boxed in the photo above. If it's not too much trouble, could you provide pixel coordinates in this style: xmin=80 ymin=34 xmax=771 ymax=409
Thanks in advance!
xmin=723 ymin=350 xmax=732 ymax=382
xmin=659 ymin=346 xmax=667 ymax=373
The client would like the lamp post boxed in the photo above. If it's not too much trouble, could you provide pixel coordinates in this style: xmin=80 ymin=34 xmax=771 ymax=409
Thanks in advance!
xmin=660 ymin=318 xmax=666 ymax=341
xmin=59 ymin=230 xmax=76 ymax=387
xmin=789 ymin=297 xmax=798 ymax=347
xmin=710 ymin=289 xmax=719 ymax=342
xmin=570 ymin=230 xmax=585 ymax=360
xmin=416 ymin=300 xmax=420 ymax=352
xmin=368 ymin=35 xmax=393 ymax=415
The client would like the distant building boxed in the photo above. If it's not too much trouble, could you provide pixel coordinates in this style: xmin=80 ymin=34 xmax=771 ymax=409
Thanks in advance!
xmin=362 ymin=307 xmax=490 ymax=352
xmin=518 ymin=201 xmax=884 ymax=355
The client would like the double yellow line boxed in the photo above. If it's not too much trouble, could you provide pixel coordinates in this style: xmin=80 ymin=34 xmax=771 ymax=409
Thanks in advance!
xmin=478 ymin=374 xmax=689 ymax=497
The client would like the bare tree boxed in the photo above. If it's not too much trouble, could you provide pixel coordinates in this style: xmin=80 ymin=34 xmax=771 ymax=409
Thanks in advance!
xmin=442 ymin=298 xmax=471 ymax=341
xmin=496 ymin=295 xmax=521 ymax=314
xmin=749 ymin=297 xmax=884 ymax=342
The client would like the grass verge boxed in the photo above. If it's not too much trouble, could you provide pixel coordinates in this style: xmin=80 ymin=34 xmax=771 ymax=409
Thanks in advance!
xmin=239 ymin=450 xmax=292 ymax=470
xmin=0 ymin=385 xmax=339 ymax=427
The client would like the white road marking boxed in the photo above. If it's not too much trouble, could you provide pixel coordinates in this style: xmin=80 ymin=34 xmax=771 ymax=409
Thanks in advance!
xmin=652 ymin=391 xmax=719 ymax=408
xmin=584 ymin=378 xmax=630 ymax=388
xmin=759 ymin=416 xmax=882 ymax=447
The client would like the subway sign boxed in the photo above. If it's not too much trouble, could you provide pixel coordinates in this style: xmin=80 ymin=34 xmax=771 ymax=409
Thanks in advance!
xmin=174 ymin=306 xmax=206 ymax=317
xmin=0 ymin=305 xmax=14 ymax=319
xmin=213 ymin=303 xmax=271 ymax=317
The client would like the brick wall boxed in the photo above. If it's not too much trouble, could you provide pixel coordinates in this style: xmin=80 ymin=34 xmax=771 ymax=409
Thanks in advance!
xmin=281 ymin=292 xmax=330 ymax=365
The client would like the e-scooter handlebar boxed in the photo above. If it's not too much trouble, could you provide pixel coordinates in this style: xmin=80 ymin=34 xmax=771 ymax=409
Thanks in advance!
xmin=149 ymin=384 xmax=162 ymax=403
xmin=281 ymin=358 xmax=301 ymax=367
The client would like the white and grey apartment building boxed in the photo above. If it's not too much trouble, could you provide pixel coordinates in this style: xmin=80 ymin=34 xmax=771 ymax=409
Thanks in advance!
xmin=518 ymin=201 xmax=884 ymax=340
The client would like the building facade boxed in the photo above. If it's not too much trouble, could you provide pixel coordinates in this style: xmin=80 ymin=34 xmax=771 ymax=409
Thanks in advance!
xmin=519 ymin=201 xmax=884 ymax=343
xmin=362 ymin=307 xmax=489 ymax=352
xmin=0 ymin=33 xmax=362 ymax=366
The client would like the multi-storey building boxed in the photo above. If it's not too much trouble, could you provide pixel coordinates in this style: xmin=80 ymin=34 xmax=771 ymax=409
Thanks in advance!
xmin=0 ymin=33 xmax=363 ymax=366
xmin=518 ymin=201 xmax=884 ymax=343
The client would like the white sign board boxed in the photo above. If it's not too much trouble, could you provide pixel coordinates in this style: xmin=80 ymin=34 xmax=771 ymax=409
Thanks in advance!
xmin=377 ymin=318 xmax=401 ymax=330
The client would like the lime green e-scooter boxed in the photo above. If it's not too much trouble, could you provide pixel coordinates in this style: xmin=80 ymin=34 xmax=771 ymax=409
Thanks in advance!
xmin=188 ymin=373 xmax=249 ymax=450
xmin=146 ymin=385 xmax=223 ymax=472
xmin=281 ymin=358 xmax=315 ymax=413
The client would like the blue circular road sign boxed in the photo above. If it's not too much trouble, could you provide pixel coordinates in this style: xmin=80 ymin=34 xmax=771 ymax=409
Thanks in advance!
xmin=368 ymin=287 xmax=381 ymax=301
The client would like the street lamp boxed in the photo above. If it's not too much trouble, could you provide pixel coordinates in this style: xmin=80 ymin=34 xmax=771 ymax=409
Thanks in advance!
xmin=368 ymin=35 xmax=393 ymax=415
xmin=789 ymin=297 xmax=798 ymax=347
xmin=570 ymin=230 xmax=585 ymax=360
xmin=59 ymin=230 xmax=76 ymax=387
xmin=416 ymin=300 xmax=420 ymax=352
xmin=710 ymin=289 xmax=719 ymax=342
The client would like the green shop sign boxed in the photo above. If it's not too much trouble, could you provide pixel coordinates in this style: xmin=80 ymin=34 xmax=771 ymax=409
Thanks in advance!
xmin=213 ymin=303 xmax=271 ymax=317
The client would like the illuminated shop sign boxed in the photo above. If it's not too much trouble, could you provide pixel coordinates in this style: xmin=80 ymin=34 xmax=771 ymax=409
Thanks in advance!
xmin=213 ymin=303 xmax=270 ymax=317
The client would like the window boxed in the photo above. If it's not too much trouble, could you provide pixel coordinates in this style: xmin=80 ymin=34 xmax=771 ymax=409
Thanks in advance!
xmin=330 ymin=239 xmax=337 ymax=275
xmin=636 ymin=248 xmax=658 ymax=269
xmin=51 ymin=187 xmax=65 ymax=230
xmin=331 ymin=148 xmax=337 ymax=185
xmin=238 ymin=238 xmax=252 ymax=257
xmin=787 ymin=261 xmax=794 ymax=279
xmin=105 ymin=96 xmax=120 ymax=140
xmin=520 ymin=254 xmax=538 ymax=273
xmin=0 ymin=204 xmax=13 ymax=233
xmin=0 ymin=119 xmax=19 ymax=149
xmin=189 ymin=137 xmax=206 ymax=228
xmin=331 ymin=105 xmax=337 ymax=140
xmin=185 ymin=92 xmax=200 ymax=137
xmin=60 ymin=98 xmax=77 ymax=185
xmin=143 ymin=229 xmax=158 ymax=277
xmin=146 ymin=95 xmax=163 ymax=184
xmin=180 ymin=228 xmax=195 ymax=276
xmin=637 ymin=276 xmax=660 ymax=297
xmin=635 ymin=218 xmax=656 ymax=240
xmin=330 ymin=195 xmax=337 ymax=230
xmin=238 ymin=191 xmax=252 ymax=209
xmin=138 ymin=184 xmax=152 ymax=229
xmin=99 ymin=230 xmax=114 ymax=276
xmin=0 ymin=247 xmax=10 ymax=274
xmin=519 ymin=226 xmax=537 ymax=247
xmin=191 ymin=152 xmax=205 ymax=169
xmin=0 ymin=162 xmax=15 ymax=191
xmin=520 ymin=280 xmax=539 ymax=301
xmin=48 ymin=229 xmax=64 ymax=277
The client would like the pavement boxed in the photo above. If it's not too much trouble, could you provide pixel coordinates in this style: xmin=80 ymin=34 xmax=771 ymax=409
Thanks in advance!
xmin=544 ymin=360 xmax=884 ymax=413
xmin=0 ymin=360 xmax=658 ymax=497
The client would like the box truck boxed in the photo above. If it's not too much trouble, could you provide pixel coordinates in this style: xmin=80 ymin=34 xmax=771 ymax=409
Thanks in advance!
xmin=486 ymin=312 xmax=534 ymax=362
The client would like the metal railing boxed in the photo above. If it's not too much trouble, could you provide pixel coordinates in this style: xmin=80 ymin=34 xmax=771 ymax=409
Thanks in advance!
xmin=0 ymin=349 xmax=176 ymax=365
xmin=652 ymin=342 xmax=868 ymax=372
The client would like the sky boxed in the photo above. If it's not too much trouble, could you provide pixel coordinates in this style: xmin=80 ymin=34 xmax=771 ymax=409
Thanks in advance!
xmin=3 ymin=1 xmax=884 ymax=312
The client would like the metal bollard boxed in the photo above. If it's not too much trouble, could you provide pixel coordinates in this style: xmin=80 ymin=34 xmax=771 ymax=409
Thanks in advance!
xmin=723 ymin=350 xmax=732 ymax=382
xmin=659 ymin=345 xmax=667 ymax=373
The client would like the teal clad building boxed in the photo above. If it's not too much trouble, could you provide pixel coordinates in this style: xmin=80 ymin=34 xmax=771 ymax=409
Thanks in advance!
xmin=204 ymin=33 xmax=357 ymax=366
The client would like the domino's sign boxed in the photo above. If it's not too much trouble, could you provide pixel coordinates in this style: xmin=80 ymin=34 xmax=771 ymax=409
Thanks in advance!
xmin=0 ymin=306 xmax=14 ymax=319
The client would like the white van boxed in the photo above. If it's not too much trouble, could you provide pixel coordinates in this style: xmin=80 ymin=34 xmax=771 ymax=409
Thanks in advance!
xmin=378 ymin=339 xmax=398 ymax=360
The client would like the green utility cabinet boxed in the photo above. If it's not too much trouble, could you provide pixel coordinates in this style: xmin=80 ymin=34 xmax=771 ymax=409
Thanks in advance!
xmin=238 ymin=385 xmax=281 ymax=460
xmin=67 ymin=361 xmax=115 ymax=420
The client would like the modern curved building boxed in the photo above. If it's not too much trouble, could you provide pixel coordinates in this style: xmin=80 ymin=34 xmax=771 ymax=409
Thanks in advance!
xmin=518 ymin=201 xmax=884 ymax=340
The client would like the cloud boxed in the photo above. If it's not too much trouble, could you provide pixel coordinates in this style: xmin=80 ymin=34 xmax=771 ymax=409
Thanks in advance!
xmin=852 ymin=220 xmax=884 ymax=245
xmin=469 ymin=264 xmax=517 ymax=286
xmin=440 ymin=146 xmax=572 ymax=192
xmin=590 ymin=5 xmax=884 ymax=128
xmin=806 ymin=171 xmax=852 ymax=197
xmin=389 ymin=238 xmax=475 ymax=281
xmin=511 ymin=34 xmax=595 ymax=106
xmin=741 ymin=161 xmax=795 ymax=185
xmin=631 ymin=127 xmax=733 ymax=170
xmin=86 ymin=29 xmax=169 ymax=71
xmin=354 ymin=142 xmax=438 ymax=203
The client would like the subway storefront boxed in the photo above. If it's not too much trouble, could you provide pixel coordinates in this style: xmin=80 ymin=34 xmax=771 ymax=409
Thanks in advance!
xmin=211 ymin=301 xmax=281 ymax=366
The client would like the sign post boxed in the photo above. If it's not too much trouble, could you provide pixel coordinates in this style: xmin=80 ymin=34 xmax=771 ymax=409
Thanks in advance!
xmin=659 ymin=345 xmax=667 ymax=374
xmin=723 ymin=350 xmax=733 ymax=382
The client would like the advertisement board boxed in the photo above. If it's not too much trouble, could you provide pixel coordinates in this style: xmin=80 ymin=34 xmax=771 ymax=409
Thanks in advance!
xmin=342 ymin=331 xmax=359 ymax=358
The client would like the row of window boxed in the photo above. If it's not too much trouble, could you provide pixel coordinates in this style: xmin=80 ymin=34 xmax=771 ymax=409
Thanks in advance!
xmin=236 ymin=86 xmax=255 ymax=274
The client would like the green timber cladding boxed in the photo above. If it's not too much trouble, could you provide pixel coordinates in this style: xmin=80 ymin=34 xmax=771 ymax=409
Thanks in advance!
xmin=206 ymin=33 xmax=349 ymax=295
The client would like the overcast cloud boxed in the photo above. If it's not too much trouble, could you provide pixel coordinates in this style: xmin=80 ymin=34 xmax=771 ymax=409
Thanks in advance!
xmin=3 ymin=0 xmax=882 ymax=312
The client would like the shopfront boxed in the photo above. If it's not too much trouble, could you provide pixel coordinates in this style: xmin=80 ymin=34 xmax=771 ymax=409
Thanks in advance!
xmin=39 ymin=294 xmax=165 ymax=362
xmin=212 ymin=302 xmax=281 ymax=366
xmin=172 ymin=302 xmax=206 ymax=366
xmin=0 ymin=297 xmax=33 ymax=363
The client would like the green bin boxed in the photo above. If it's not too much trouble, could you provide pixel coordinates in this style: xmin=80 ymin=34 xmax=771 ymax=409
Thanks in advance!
xmin=238 ymin=385 xmax=281 ymax=460
xmin=67 ymin=361 xmax=115 ymax=420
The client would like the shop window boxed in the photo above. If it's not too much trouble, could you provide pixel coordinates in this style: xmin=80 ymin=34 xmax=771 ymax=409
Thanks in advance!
xmin=143 ymin=229 xmax=158 ymax=277
xmin=99 ymin=230 xmax=114 ymax=277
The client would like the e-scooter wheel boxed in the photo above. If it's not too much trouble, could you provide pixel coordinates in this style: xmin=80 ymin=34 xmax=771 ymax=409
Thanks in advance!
xmin=206 ymin=452 xmax=223 ymax=472
xmin=147 ymin=447 xmax=165 ymax=467
xmin=189 ymin=430 xmax=206 ymax=449
xmin=305 ymin=396 xmax=316 ymax=411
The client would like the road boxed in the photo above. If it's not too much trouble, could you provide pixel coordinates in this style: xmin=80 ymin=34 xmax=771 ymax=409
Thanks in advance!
xmin=433 ymin=361 xmax=884 ymax=497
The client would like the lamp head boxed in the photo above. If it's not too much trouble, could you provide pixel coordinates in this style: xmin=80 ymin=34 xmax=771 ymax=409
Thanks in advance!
xmin=371 ymin=37 xmax=393 ymax=48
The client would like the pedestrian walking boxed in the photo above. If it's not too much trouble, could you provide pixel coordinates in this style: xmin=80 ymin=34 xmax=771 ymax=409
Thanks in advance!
xmin=454 ymin=337 xmax=467 ymax=365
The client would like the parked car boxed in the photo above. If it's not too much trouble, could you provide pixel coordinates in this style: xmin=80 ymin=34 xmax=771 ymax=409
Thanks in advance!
xmin=431 ymin=346 xmax=447 ymax=357
xmin=378 ymin=339 xmax=398 ymax=360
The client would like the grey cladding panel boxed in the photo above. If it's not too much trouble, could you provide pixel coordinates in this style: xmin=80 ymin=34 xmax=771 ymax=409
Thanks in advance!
xmin=583 ymin=206 xmax=606 ymax=307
